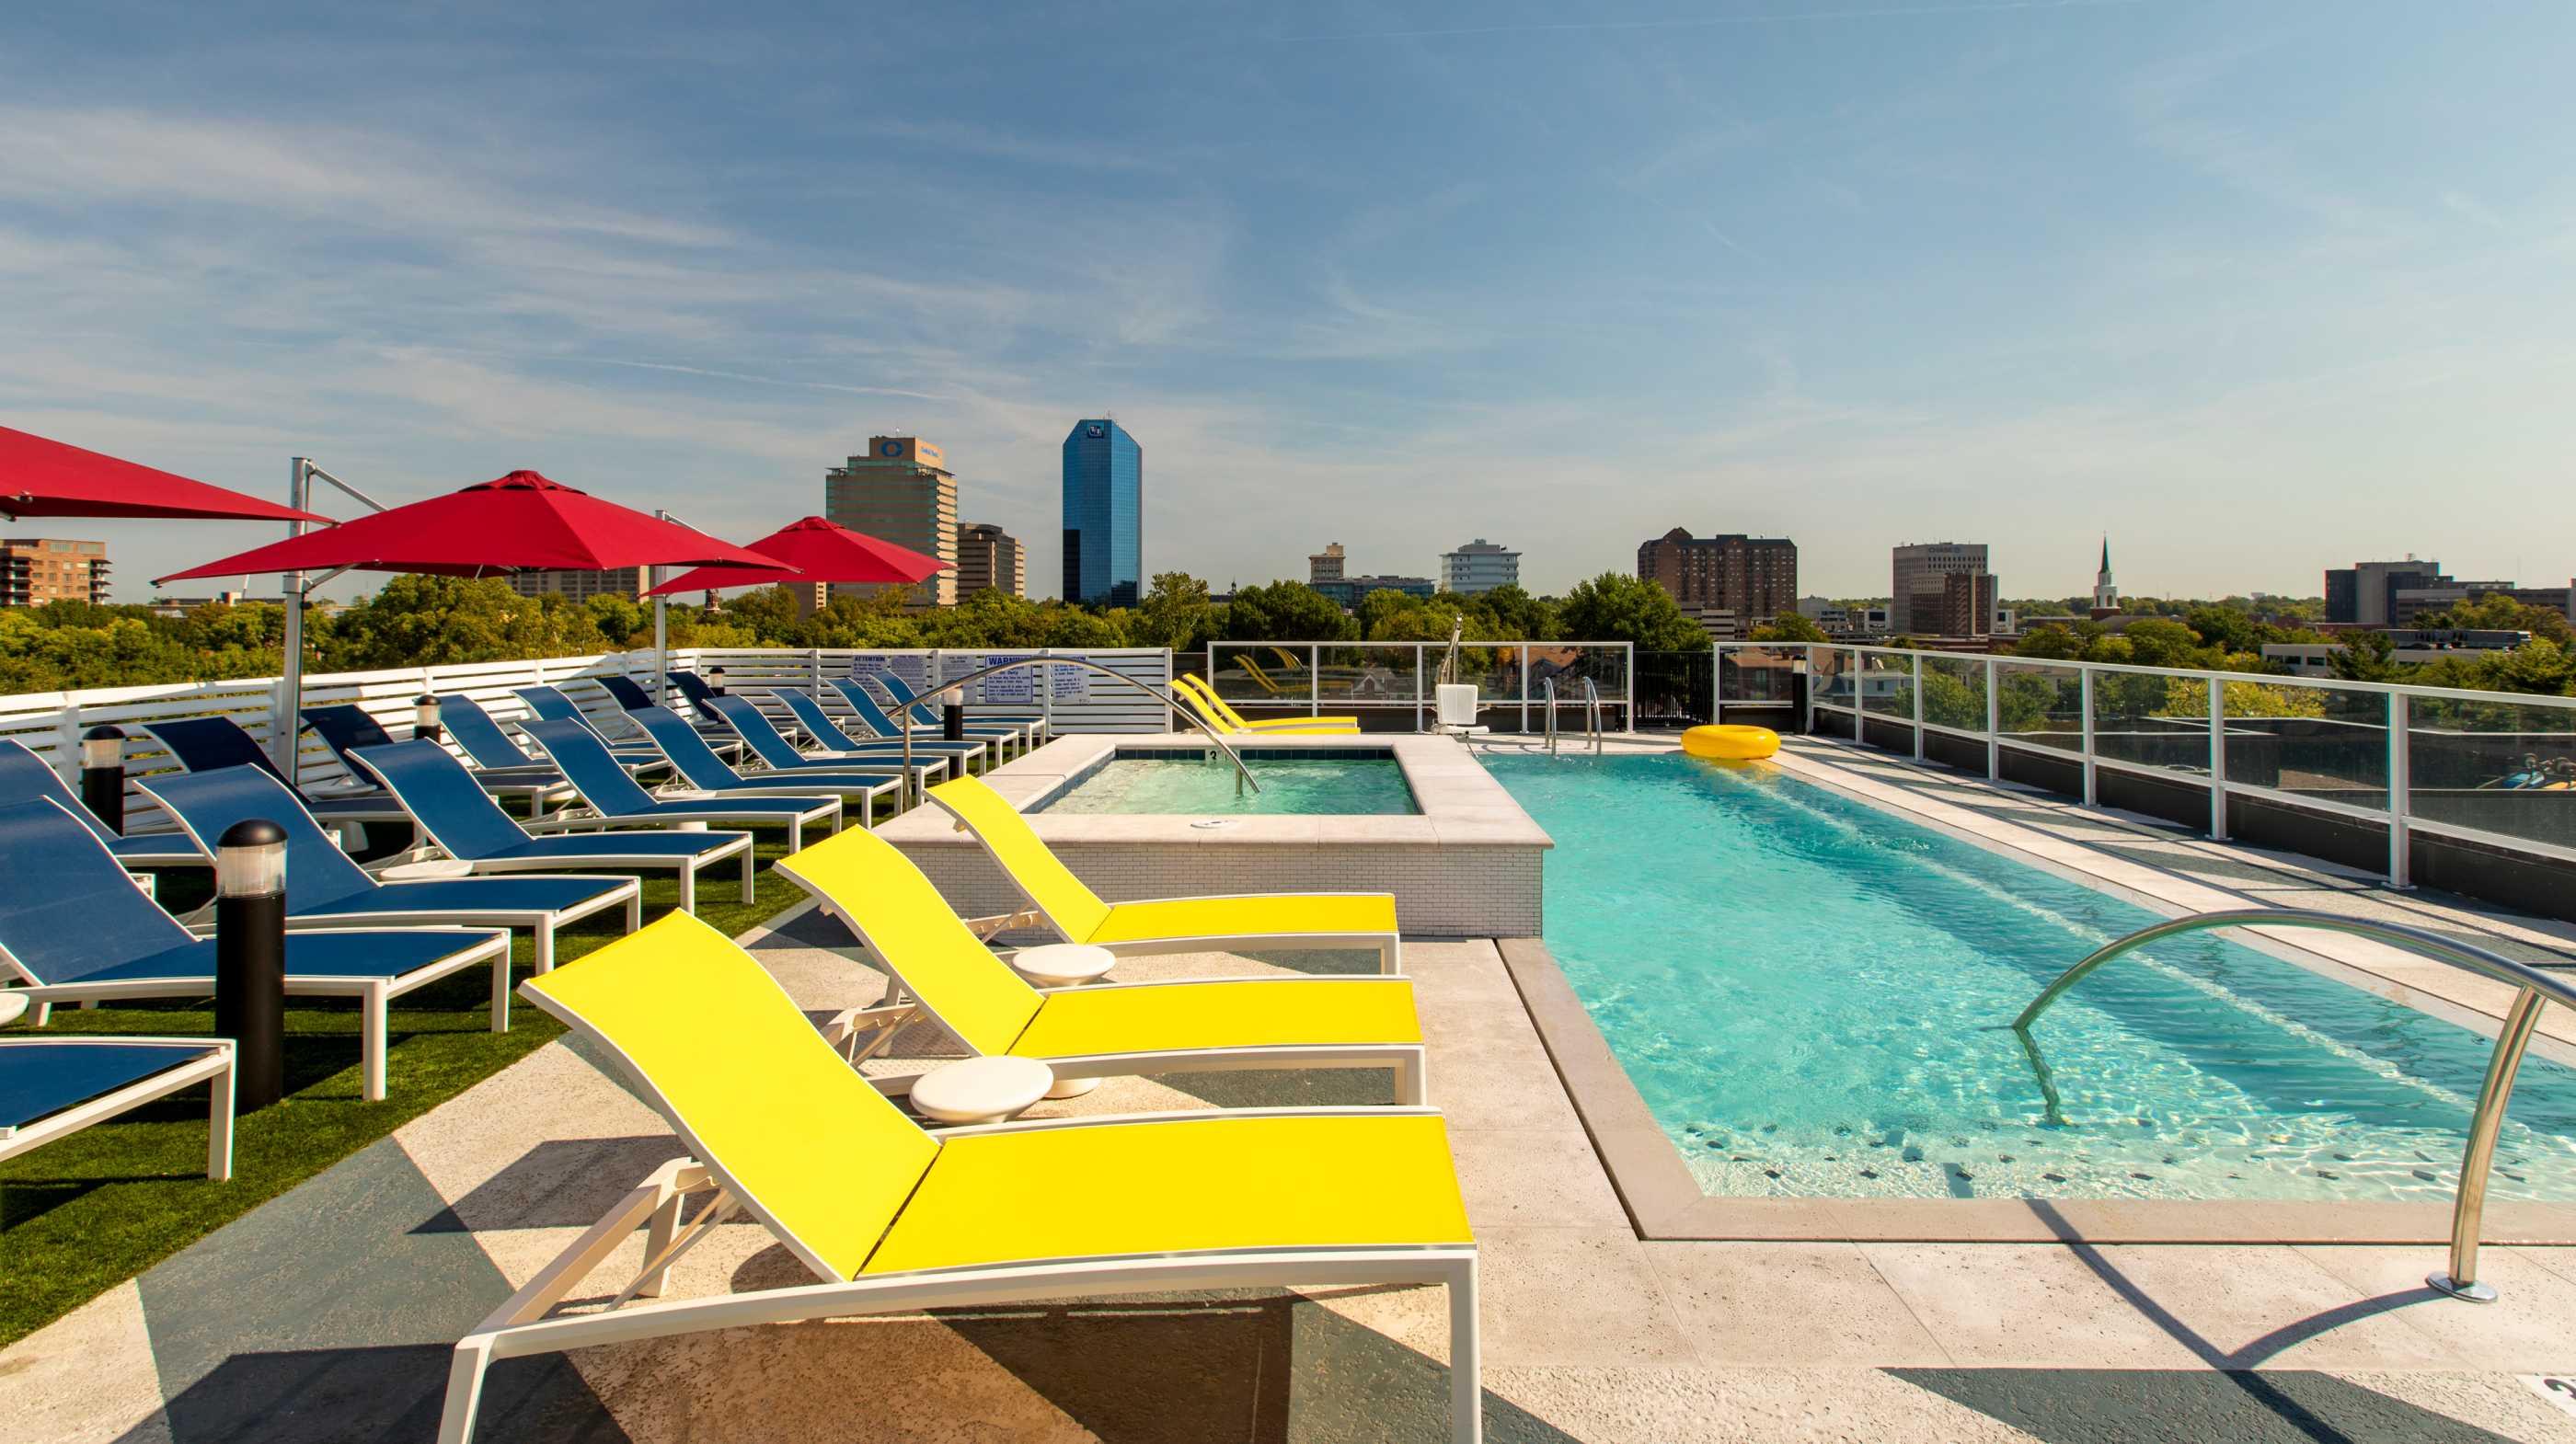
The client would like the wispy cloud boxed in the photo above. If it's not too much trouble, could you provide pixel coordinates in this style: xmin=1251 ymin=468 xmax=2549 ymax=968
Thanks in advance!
xmin=1279 ymin=0 xmax=2149 ymax=45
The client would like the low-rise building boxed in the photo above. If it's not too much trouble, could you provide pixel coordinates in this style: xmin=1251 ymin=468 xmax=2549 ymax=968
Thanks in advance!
xmin=2262 ymin=628 xmax=2533 ymax=677
xmin=1315 ymin=574 xmax=1436 ymax=610
xmin=506 ymin=568 xmax=643 ymax=602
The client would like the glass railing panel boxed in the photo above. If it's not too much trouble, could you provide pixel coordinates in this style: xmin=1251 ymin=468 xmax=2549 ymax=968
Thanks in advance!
xmin=1313 ymin=644 xmax=1420 ymax=706
xmin=1808 ymin=647 xmax=1855 ymax=709
xmin=2407 ymin=694 xmax=2576 ymax=851
xmin=1920 ymin=655 xmax=1989 ymax=732
xmin=1995 ymin=660 xmax=2084 ymax=752
xmin=1202 ymin=644 xmax=1300 ymax=705
xmin=2223 ymin=680 xmax=2389 ymax=810
xmin=1859 ymin=651 xmax=1912 ymax=718
xmin=2090 ymin=670 xmax=2212 ymax=774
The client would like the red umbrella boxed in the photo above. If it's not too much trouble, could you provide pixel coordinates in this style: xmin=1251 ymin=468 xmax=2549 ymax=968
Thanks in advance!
xmin=0 ymin=426 xmax=328 ymax=522
xmin=155 ymin=470 xmax=778 ymax=581
xmin=644 ymin=514 xmax=949 ymax=595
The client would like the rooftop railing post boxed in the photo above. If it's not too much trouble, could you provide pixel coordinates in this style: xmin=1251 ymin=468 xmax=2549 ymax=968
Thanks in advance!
xmin=2079 ymin=667 xmax=2098 ymax=808
xmin=1309 ymin=644 xmax=1321 ymax=719
xmin=1414 ymin=643 xmax=1426 ymax=732
xmin=1911 ymin=651 xmax=1926 ymax=762
xmin=1519 ymin=646 xmax=1531 ymax=733
xmin=1849 ymin=647 xmax=1861 ymax=739
xmin=2388 ymin=693 xmax=2413 ymax=888
xmin=2208 ymin=675 xmax=2229 ymax=841
xmin=1984 ymin=657 xmax=2000 ymax=781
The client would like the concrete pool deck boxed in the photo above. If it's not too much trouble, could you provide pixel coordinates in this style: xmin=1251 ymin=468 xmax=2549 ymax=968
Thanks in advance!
xmin=17 ymin=900 xmax=2576 ymax=1441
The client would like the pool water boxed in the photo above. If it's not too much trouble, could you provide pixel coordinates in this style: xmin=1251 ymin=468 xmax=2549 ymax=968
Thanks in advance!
xmin=1485 ymin=751 xmax=2576 ymax=1203
xmin=1038 ymin=751 xmax=1418 ymax=816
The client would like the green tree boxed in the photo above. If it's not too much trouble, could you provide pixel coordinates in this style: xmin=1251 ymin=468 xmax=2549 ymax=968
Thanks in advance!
xmin=2328 ymin=629 xmax=2402 ymax=682
xmin=1748 ymin=612 xmax=1828 ymax=643
xmin=1221 ymin=581 xmax=1356 ymax=642
xmin=1554 ymin=573 xmax=1709 ymax=652
xmin=1129 ymin=572 xmax=1219 ymax=653
xmin=1469 ymin=584 xmax=1557 ymax=641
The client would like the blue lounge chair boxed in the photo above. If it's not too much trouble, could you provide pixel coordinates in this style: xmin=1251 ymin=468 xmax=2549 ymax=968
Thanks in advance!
xmin=763 ymin=689 xmax=986 ymax=773
xmin=439 ymin=692 xmax=658 ymax=774
xmin=830 ymin=676 xmax=1021 ymax=761
xmin=0 ymin=739 xmax=201 ymax=867
xmin=0 ymin=799 xmax=512 ymax=1100
xmin=301 ymin=704 xmax=571 ymax=813
xmin=138 ymin=716 xmax=417 ymax=833
xmin=520 ymin=719 xmax=841 ymax=852
xmin=137 ymin=768 xmax=640 ymax=977
xmin=350 ymin=740 xmax=754 ymax=914
xmin=668 ymin=669 xmax=719 ymax=711
xmin=873 ymin=670 xmax=1050 ymax=746
xmin=697 ymin=691 xmax=963 ymax=775
xmin=623 ymin=705 xmax=909 ymax=827
xmin=0 ymin=993 xmax=234 ymax=1179
xmin=518 ymin=682 xmax=742 ymax=761
xmin=597 ymin=673 xmax=742 ymax=748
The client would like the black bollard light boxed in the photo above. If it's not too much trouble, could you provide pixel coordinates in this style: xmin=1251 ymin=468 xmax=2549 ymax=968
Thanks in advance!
xmin=214 ymin=819 xmax=289 ymax=1112
xmin=708 ymin=667 xmax=727 ymax=696
xmin=80 ymin=724 xmax=127 ymax=834
xmin=943 ymin=703 xmax=966 ymax=741
xmin=412 ymin=693 xmax=443 ymax=743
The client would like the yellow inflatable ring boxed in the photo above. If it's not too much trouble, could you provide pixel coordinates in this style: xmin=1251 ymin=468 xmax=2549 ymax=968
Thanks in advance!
xmin=1682 ymin=724 xmax=1779 ymax=761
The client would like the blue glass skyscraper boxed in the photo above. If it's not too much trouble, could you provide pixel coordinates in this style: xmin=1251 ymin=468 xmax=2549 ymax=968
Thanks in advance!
xmin=1061 ymin=418 xmax=1141 ymax=608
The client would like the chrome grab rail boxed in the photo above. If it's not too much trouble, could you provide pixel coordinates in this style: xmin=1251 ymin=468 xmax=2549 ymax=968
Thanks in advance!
xmin=889 ymin=657 xmax=1259 ymax=808
xmin=2013 ymin=909 xmax=2576 ymax=1302
xmin=1581 ymin=676 xmax=1604 ymax=754
xmin=1540 ymin=677 xmax=1558 ymax=754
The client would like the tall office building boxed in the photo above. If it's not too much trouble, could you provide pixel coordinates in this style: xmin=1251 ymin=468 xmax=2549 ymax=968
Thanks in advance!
xmin=1892 ymin=542 xmax=1994 ymax=636
xmin=1636 ymin=529 xmax=1797 ymax=620
xmin=827 ymin=437 xmax=958 ymax=610
xmin=2324 ymin=558 xmax=2448 ymax=627
xmin=955 ymin=522 xmax=1025 ymax=599
xmin=1308 ymin=542 xmax=1346 ymax=586
xmin=506 ymin=567 xmax=643 ymax=602
xmin=1 ymin=538 xmax=109 ymax=605
xmin=1061 ymin=419 xmax=1141 ymax=608
xmin=1440 ymin=539 xmax=1521 ymax=595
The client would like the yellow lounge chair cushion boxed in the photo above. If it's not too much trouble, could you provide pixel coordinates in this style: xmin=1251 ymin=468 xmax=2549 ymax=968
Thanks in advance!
xmin=1087 ymin=892 xmax=1399 ymax=945
xmin=864 ymin=1112 xmax=1471 ymax=1275
xmin=1011 ymin=977 xmax=1420 ymax=1059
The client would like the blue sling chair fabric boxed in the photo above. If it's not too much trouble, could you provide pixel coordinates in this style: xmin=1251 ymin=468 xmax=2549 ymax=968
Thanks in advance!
xmin=518 ymin=719 xmax=841 ymax=852
xmin=349 ymin=739 xmax=753 ymax=913
xmin=0 ymin=739 xmax=201 ymax=866
xmin=139 ymin=716 xmax=417 ymax=829
xmin=622 ymin=705 xmax=907 ymax=826
xmin=829 ymin=677 xmax=1022 ymax=760
xmin=136 ymin=767 xmax=639 ymax=978
xmin=301 ymin=704 xmax=569 ymax=810
xmin=0 ymin=797 xmax=513 ymax=1098
xmin=696 ymin=693 xmax=960 ymax=776
xmin=761 ymin=689 xmax=986 ymax=771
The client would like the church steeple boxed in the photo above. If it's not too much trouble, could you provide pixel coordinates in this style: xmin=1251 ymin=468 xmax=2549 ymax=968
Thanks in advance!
xmin=2091 ymin=536 xmax=2119 ymax=617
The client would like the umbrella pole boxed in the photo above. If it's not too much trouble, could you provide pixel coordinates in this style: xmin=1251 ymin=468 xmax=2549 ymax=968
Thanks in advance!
xmin=271 ymin=457 xmax=313 ymax=776
xmin=651 ymin=510 xmax=672 ymax=704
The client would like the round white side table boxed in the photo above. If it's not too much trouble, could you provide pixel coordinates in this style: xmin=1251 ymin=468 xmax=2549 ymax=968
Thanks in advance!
xmin=1007 ymin=944 xmax=1117 ymax=1096
xmin=909 ymin=1055 xmax=1054 ymax=1125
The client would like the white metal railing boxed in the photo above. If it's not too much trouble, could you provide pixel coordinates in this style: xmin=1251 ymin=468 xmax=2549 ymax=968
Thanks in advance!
xmin=1711 ymin=641 xmax=2576 ymax=888
xmin=1203 ymin=640 xmax=1634 ymax=732
xmin=0 ymin=646 xmax=1172 ymax=835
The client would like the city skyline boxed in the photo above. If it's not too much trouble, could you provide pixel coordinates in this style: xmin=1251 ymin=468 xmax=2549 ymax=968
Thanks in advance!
xmin=5 ymin=4 xmax=2572 ymax=602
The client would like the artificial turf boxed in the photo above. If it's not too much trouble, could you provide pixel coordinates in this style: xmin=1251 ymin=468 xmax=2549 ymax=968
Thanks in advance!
xmin=0 ymin=829 xmax=816 ymax=1347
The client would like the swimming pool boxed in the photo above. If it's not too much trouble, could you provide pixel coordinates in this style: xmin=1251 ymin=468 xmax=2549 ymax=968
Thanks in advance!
xmin=1036 ymin=749 xmax=1419 ymax=816
xmin=1484 ymin=751 xmax=2576 ymax=1203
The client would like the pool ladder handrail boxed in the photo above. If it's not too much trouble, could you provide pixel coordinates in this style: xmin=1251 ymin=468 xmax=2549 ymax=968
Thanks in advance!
xmin=892 ymin=657 xmax=1259 ymax=808
xmin=1581 ymin=676 xmax=1604 ymax=754
xmin=2013 ymin=908 xmax=2576 ymax=1303
xmin=1540 ymin=677 xmax=1558 ymax=754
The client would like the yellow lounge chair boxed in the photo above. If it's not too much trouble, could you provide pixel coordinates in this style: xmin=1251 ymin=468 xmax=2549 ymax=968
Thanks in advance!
xmin=436 ymin=911 xmax=1481 ymax=1444
xmin=1180 ymin=672 xmax=1361 ymax=730
xmin=775 ymin=824 xmax=1428 ymax=1101
xmin=1172 ymin=675 xmax=1361 ymax=737
xmin=1236 ymin=653 xmax=1296 ymax=693
xmin=926 ymin=774 xmax=1403 ymax=973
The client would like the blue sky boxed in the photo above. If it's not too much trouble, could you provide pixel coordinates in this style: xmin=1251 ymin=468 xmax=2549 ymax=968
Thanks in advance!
xmin=5 ymin=1 xmax=2570 ymax=602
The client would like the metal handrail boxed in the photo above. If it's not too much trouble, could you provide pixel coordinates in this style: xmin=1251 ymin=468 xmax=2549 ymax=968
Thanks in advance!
xmin=1581 ymin=677 xmax=1604 ymax=754
xmin=891 ymin=656 xmax=1259 ymax=808
xmin=1540 ymin=677 xmax=1558 ymax=754
xmin=2013 ymin=908 xmax=2576 ymax=1302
